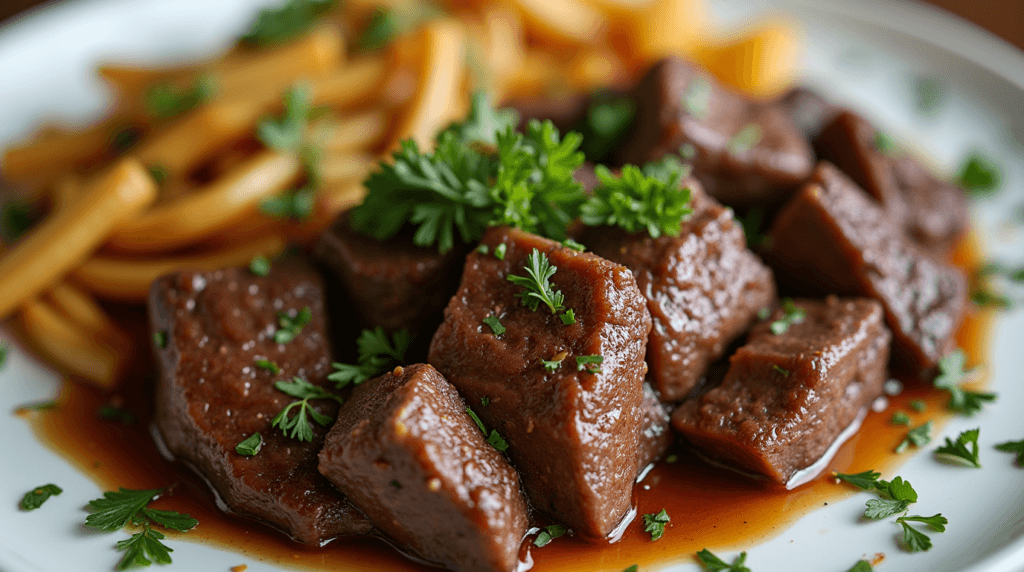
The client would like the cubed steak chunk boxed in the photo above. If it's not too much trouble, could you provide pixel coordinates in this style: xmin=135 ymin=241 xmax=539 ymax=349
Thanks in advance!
xmin=149 ymin=260 xmax=372 ymax=544
xmin=580 ymin=179 xmax=776 ymax=401
xmin=672 ymin=297 xmax=890 ymax=485
xmin=315 ymin=211 xmax=465 ymax=333
xmin=813 ymin=111 xmax=968 ymax=254
xmin=638 ymin=382 xmax=673 ymax=472
xmin=619 ymin=56 xmax=814 ymax=207
xmin=429 ymin=227 xmax=652 ymax=539
xmin=319 ymin=364 xmax=528 ymax=572
xmin=764 ymin=162 xmax=968 ymax=375
xmin=777 ymin=86 xmax=836 ymax=138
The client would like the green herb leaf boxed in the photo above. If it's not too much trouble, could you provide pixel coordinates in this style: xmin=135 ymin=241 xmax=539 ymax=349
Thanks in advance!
xmin=258 ymin=84 xmax=314 ymax=152
xmin=147 ymin=164 xmax=169 ymax=186
xmin=899 ymin=514 xmax=947 ymax=532
xmin=933 ymin=350 xmax=996 ymax=416
xmin=770 ymin=298 xmax=806 ymax=335
xmin=970 ymin=287 xmax=1012 ymax=309
xmin=562 ymin=238 xmax=585 ymax=252
xmin=958 ymin=152 xmax=1001 ymax=195
xmin=896 ymin=421 xmax=932 ymax=454
xmin=910 ymin=400 xmax=926 ymax=412
xmin=696 ymin=548 xmax=751 ymax=572
xmin=994 ymin=439 xmax=1024 ymax=466
xmin=494 ymin=242 xmax=507 ymax=260
xmin=534 ymin=524 xmax=568 ymax=547
xmin=480 ymin=397 xmax=490 ymax=407
xmin=357 ymin=7 xmax=400 ymax=52
xmin=728 ymin=124 xmax=762 ymax=154
xmin=99 ymin=405 xmax=138 ymax=426
xmin=236 ymin=433 xmax=263 ymax=456
xmin=934 ymin=427 xmax=981 ymax=468
xmin=575 ymin=354 xmax=603 ymax=374
xmin=144 ymin=75 xmax=215 ymax=119
xmin=271 ymin=377 xmax=342 ymax=442
xmin=772 ymin=364 xmax=790 ymax=376
xmin=846 ymin=560 xmax=873 ymax=572
xmin=542 ymin=353 xmax=565 ymax=372
xmin=642 ymin=509 xmax=670 ymax=541
xmin=0 ymin=343 xmax=8 ymax=370
xmin=884 ymin=476 xmax=918 ymax=503
xmin=507 ymin=249 xmax=565 ymax=313
xmin=85 ymin=488 xmax=164 ymax=532
xmin=895 ymin=515 xmax=946 ymax=553
xmin=873 ymin=131 xmax=897 ymax=154
xmin=914 ymin=76 xmax=944 ymax=114
xmin=864 ymin=498 xmax=911 ymax=520
xmin=891 ymin=411 xmax=911 ymax=425
xmin=465 ymin=406 xmax=508 ymax=452
xmin=834 ymin=470 xmax=882 ymax=490
xmin=116 ymin=525 xmax=172 ymax=569
xmin=577 ymin=92 xmax=636 ymax=161
xmin=682 ymin=77 xmax=712 ymax=120
xmin=20 ymin=484 xmax=62 ymax=511
xmin=255 ymin=359 xmax=281 ymax=375
xmin=581 ymin=162 xmax=693 ymax=239
xmin=239 ymin=0 xmax=335 ymax=47
xmin=622 ymin=566 xmax=639 ymax=572
xmin=153 ymin=331 xmax=167 ymax=349
xmin=329 ymin=328 xmax=411 ymax=389
xmin=560 ymin=309 xmax=577 ymax=325
xmin=483 ymin=315 xmax=505 ymax=336
xmin=274 ymin=306 xmax=312 ymax=344
xmin=140 ymin=508 xmax=198 ymax=532
xmin=249 ymin=255 xmax=271 ymax=276
xmin=439 ymin=90 xmax=518 ymax=149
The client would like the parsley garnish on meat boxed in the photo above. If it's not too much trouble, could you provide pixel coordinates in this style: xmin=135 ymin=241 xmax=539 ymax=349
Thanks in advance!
xmin=932 ymin=350 xmax=996 ymax=415
xmin=770 ymin=298 xmax=806 ymax=334
xmin=682 ymin=77 xmax=712 ymax=120
xmin=575 ymin=355 xmax=603 ymax=374
xmin=728 ymin=124 xmax=762 ymax=154
xmin=581 ymin=161 xmax=693 ymax=239
xmin=934 ymin=428 xmax=981 ymax=468
xmin=576 ymin=92 xmax=636 ymax=161
xmin=493 ymin=242 xmax=507 ymax=260
xmin=144 ymin=75 xmax=215 ymax=119
xmin=85 ymin=487 xmax=198 ymax=570
xmin=465 ymin=406 xmax=509 ymax=452
xmin=696 ymin=548 xmax=751 ymax=571
xmin=560 ymin=309 xmax=577 ymax=325
xmin=482 ymin=315 xmax=505 ymax=336
xmin=271 ymin=377 xmax=343 ymax=442
xmin=274 ymin=306 xmax=312 ymax=344
xmin=895 ymin=421 xmax=932 ymax=454
xmin=542 ymin=351 xmax=567 ymax=372
xmin=329 ymin=328 xmax=411 ymax=389
xmin=153 ymin=331 xmax=167 ymax=349
xmin=20 ymin=484 xmax=62 ymax=511
xmin=994 ymin=439 xmax=1024 ymax=466
xmin=235 ymin=433 xmax=263 ymax=457
xmin=239 ymin=0 xmax=335 ymax=47
xmin=562 ymin=238 xmax=585 ymax=252
xmin=873 ymin=131 xmax=897 ymax=154
xmin=642 ymin=509 xmax=670 ymax=541
xmin=847 ymin=560 xmax=873 ymax=572
xmin=507 ymin=249 xmax=565 ymax=313
xmin=249 ymin=255 xmax=271 ymax=277
xmin=255 ymin=359 xmax=280 ymax=375
xmin=533 ymin=524 xmax=568 ymax=547
xmin=958 ymin=152 xmax=1001 ymax=195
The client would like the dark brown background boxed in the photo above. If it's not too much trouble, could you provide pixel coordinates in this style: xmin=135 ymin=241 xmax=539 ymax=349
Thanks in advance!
xmin=1 ymin=0 xmax=1022 ymax=52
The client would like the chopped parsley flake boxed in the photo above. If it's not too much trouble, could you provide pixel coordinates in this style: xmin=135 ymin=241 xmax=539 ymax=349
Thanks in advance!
xmin=329 ymin=328 xmax=411 ymax=389
xmin=910 ymin=400 xmax=926 ymax=412
xmin=235 ymin=433 xmax=263 ymax=456
xmin=481 ymin=397 xmax=490 ymax=407
xmin=933 ymin=350 xmax=996 ymax=416
xmin=483 ymin=315 xmax=505 ymax=336
xmin=895 ymin=421 xmax=933 ymax=454
xmin=958 ymin=152 xmax=1001 ymax=195
xmin=728 ymin=124 xmax=762 ymax=154
xmin=696 ymin=548 xmax=751 ymax=572
xmin=642 ymin=509 xmax=670 ymax=541
xmin=561 ymin=238 xmax=585 ymax=252
xmin=772 ymin=364 xmax=790 ymax=376
xmin=994 ymin=439 xmax=1024 ymax=467
xmin=542 ymin=352 xmax=566 ymax=372
xmin=846 ymin=561 xmax=873 ymax=572
xmin=20 ymin=484 xmax=62 ymax=511
xmin=770 ymin=298 xmax=806 ymax=334
xmin=494 ymin=243 xmax=507 ymax=260
xmin=873 ymin=131 xmax=898 ymax=154
xmin=153 ymin=331 xmax=167 ymax=349
xmin=934 ymin=428 xmax=981 ymax=468
xmin=575 ymin=354 xmax=603 ymax=374
xmin=255 ymin=359 xmax=280 ymax=375
xmin=465 ymin=406 xmax=508 ymax=452
xmin=249 ymin=255 xmax=271 ymax=276
xmin=533 ymin=524 xmax=568 ymax=547
xmin=914 ymin=76 xmax=944 ymax=114
xmin=274 ymin=306 xmax=312 ymax=344
xmin=891 ymin=411 xmax=911 ymax=425
xmin=560 ymin=309 xmax=577 ymax=325
xmin=99 ymin=405 xmax=137 ymax=426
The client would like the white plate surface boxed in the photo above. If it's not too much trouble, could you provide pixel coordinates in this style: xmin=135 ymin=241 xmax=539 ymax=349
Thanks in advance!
xmin=1 ymin=0 xmax=1023 ymax=571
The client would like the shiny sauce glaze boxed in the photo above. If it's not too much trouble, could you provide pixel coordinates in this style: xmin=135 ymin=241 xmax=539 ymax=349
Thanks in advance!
xmin=18 ymin=235 xmax=991 ymax=572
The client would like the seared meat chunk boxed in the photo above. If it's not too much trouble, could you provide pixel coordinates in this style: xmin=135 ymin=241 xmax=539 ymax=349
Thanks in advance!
xmin=764 ymin=162 xmax=967 ymax=375
xmin=778 ymin=86 xmax=836 ymax=138
xmin=315 ymin=211 xmax=465 ymax=334
xmin=813 ymin=111 xmax=968 ymax=254
xmin=673 ymin=297 xmax=890 ymax=485
xmin=508 ymin=93 xmax=589 ymax=133
xmin=149 ymin=260 xmax=372 ymax=544
xmin=429 ymin=227 xmax=652 ymax=539
xmin=580 ymin=179 xmax=776 ymax=401
xmin=638 ymin=382 xmax=673 ymax=472
xmin=619 ymin=57 xmax=814 ymax=206
xmin=319 ymin=364 xmax=528 ymax=572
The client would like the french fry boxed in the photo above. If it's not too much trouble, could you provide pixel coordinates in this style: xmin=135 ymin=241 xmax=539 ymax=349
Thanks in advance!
xmin=388 ymin=20 xmax=468 ymax=149
xmin=498 ymin=49 xmax=563 ymax=100
xmin=567 ymin=48 xmax=629 ymax=91
xmin=19 ymin=298 xmax=125 ymax=390
xmin=316 ymin=110 xmax=390 ymax=155
xmin=311 ymin=57 xmax=389 ymax=109
xmin=701 ymin=19 xmax=801 ymax=98
xmin=319 ymin=153 xmax=375 ymax=185
xmin=45 ymin=281 xmax=113 ymax=336
xmin=50 ymin=173 xmax=83 ymax=212
xmin=106 ymin=150 xmax=302 ymax=254
xmin=72 ymin=234 xmax=287 ymax=301
xmin=626 ymin=0 xmax=710 ymax=63
xmin=512 ymin=0 xmax=606 ymax=46
xmin=0 ymin=159 xmax=157 ymax=320
xmin=1 ymin=118 xmax=132 ymax=184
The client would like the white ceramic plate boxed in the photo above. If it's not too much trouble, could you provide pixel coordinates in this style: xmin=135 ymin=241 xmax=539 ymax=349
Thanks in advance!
xmin=1 ymin=0 xmax=1023 ymax=571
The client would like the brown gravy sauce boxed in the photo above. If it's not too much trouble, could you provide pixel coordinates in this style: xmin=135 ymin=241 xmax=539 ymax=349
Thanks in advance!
xmin=18 ymin=236 xmax=993 ymax=572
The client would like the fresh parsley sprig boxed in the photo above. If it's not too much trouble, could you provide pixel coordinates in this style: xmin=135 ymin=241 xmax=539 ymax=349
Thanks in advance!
xmin=581 ymin=160 xmax=693 ymax=239
xmin=696 ymin=548 xmax=751 ymax=572
xmin=897 ymin=514 xmax=947 ymax=552
xmin=328 ymin=328 xmax=411 ymax=389
xmin=994 ymin=439 xmax=1024 ymax=466
xmin=895 ymin=421 xmax=932 ymax=454
xmin=239 ymin=0 xmax=335 ymax=47
xmin=85 ymin=487 xmax=198 ymax=570
xmin=20 ymin=484 xmax=62 ymax=511
xmin=274 ymin=306 xmax=312 ymax=344
xmin=271 ymin=377 xmax=343 ymax=442
xmin=507 ymin=249 xmax=565 ymax=314
xmin=934 ymin=428 xmax=981 ymax=468
xmin=933 ymin=350 xmax=996 ymax=416
xmin=642 ymin=509 xmax=670 ymax=541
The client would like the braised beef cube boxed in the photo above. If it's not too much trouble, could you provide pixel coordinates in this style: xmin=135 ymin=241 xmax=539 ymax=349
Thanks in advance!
xmin=778 ymin=86 xmax=836 ymax=138
xmin=429 ymin=227 xmax=652 ymax=539
xmin=619 ymin=57 xmax=814 ymax=207
xmin=764 ymin=162 xmax=967 ymax=375
xmin=813 ymin=111 xmax=968 ymax=254
xmin=149 ymin=260 xmax=372 ymax=544
xmin=507 ymin=93 xmax=589 ymax=133
xmin=315 ymin=211 xmax=465 ymax=333
xmin=580 ymin=179 xmax=776 ymax=401
xmin=319 ymin=364 xmax=528 ymax=572
xmin=672 ymin=296 xmax=890 ymax=485
xmin=638 ymin=382 xmax=673 ymax=472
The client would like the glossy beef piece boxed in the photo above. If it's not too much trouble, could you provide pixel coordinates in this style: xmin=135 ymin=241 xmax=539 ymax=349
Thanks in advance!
xmin=638 ymin=382 xmax=673 ymax=471
xmin=149 ymin=261 xmax=372 ymax=544
xmin=777 ymin=86 xmax=836 ymax=138
xmin=319 ymin=364 xmax=528 ymax=572
xmin=764 ymin=162 xmax=968 ymax=376
xmin=619 ymin=57 xmax=814 ymax=207
xmin=813 ymin=111 xmax=968 ymax=254
xmin=673 ymin=297 xmax=890 ymax=484
xmin=507 ymin=93 xmax=589 ymax=133
xmin=315 ymin=211 xmax=465 ymax=333
xmin=579 ymin=179 xmax=776 ymax=401
xmin=429 ymin=227 xmax=651 ymax=539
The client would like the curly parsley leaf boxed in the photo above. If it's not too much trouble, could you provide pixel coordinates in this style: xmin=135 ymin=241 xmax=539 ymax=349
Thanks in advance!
xmin=507 ymin=249 xmax=565 ymax=313
xmin=116 ymin=525 xmax=172 ymax=569
xmin=271 ymin=377 xmax=342 ymax=442
xmin=934 ymin=428 xmax=981 ymax=468
xmin=932 ymin=350 xmax=996 ymax=416
xmin=20 ymin=484 xmax=62 ymax=511
xmin=896 ymin=515 xmax=947 ymax=553
xmin=328 ymin=328 xmax=410 ymax=389
xmin=696 ymin=548 xmax=751 ymax=572
xmin=274 ymin=306 xmax=312 ymax=344
xmin=957 ymin=152 xmax=1001 ymax=195
xmin=144 ymin=75 xmax=215 ymax=120
xmin=533 ymin=523 xmax=568 ymax=547
xmin=895 ymin=421 xmax=933 ymax=454
xmin=994 ymin=439 xmax=1024 ymax=467
xmin=440 ymin=91 xmax=518 ymax=149
xmin=581 ymin=161 xmax=693 ymax=239
xmin=239 ymin=0 xmax=335 ymax=47
xmin=642 ymin=509 xmax=670 ymax=541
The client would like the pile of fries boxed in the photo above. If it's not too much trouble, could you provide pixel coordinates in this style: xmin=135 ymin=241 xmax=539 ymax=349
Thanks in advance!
xmin=0 ymin=0 xmax=799 ymax=389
